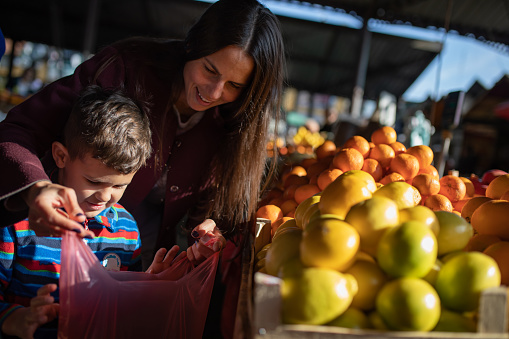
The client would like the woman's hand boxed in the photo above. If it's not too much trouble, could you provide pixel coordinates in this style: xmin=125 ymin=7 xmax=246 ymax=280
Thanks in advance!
xmin=1 ymin=284 xmax=59 ymax=339
xmin=187 ymin=219 xmax=226 ymax=266
xmin=24 ymin=181 xmax=93 ymax=238
xmin=145 ymin=245 xmax=187 ymax=274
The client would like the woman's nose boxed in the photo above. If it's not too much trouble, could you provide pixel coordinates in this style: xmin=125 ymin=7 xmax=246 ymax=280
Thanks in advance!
xmin=208 ymin=81 xmax=224 ymax=100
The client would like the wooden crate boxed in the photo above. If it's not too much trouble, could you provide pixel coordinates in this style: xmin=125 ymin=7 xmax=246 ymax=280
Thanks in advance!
xmin=236 ymin=220 xmax=509 ymax=339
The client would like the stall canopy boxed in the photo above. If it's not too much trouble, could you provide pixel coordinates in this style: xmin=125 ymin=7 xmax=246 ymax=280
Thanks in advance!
xmin=0 ymin=0 xmax=507 ymax=102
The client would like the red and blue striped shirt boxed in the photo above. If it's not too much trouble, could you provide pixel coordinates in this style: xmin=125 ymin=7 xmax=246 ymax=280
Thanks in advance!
xmin=0 ymin=203 xmax=141 ymax=326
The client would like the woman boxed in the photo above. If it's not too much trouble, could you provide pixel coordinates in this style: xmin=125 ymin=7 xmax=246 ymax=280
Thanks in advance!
xmin=0 ymin=0 xmax=285 ymax=336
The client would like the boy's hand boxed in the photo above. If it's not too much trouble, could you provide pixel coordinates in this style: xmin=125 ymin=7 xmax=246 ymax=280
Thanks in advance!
xmin=187 ymin=219 xmax=226 ymax=266
xmin=1 ymin=284 xmax=59 ymax=339
xmin=25 ymin=181 xmax=94 ymax=238
xmin=145 ymin=245 xmax=186 ymax=274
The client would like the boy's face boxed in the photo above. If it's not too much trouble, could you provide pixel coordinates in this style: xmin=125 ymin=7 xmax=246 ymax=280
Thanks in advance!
xmin=53 ymin=143 xmax=135 ymax=218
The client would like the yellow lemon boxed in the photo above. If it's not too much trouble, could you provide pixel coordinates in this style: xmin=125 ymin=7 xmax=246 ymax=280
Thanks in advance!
xmin=373 ymin=181 xmax=421 ymax=209
xmin=271 ymin=218 xmax=299 ymax=242
xmin=345 ymin=196 xmax=399 ymax=257
xmin=345 ymin=260 xmax=388 ymax=311
xmin=399 ymin=205 xmax=440 ymax=236
xmin=319 ymin=172 xmax=373 ymax=219
xmin=265 ymin=228 xmax=302 ymax=276
xmin=300 ymin=216 xmax=360 ymax=271
xmin=326 ymin=307 xmax=372 ymax=329
xmin=294 ymin=194 xmax=321 ymax=228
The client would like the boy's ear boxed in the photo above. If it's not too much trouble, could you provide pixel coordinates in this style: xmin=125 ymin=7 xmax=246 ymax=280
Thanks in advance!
xmin=52 ymin=142 xmax=70 ymax=169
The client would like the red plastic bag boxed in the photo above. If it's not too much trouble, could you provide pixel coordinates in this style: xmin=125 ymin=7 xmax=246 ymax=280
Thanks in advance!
xmin=58 ymin=232 xmax=219 ymax=339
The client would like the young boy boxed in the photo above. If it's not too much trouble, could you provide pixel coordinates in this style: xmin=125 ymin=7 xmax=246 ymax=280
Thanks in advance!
xmin=0 ymin=85 xmax=152 ymax=338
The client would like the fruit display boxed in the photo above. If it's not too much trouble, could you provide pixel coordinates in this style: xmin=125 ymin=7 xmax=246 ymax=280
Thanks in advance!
xmin=254 ymin=125 xmax=509 ymax=335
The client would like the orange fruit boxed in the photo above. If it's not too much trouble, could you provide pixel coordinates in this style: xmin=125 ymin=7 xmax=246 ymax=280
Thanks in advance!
xmin=371 ymin=126 xmax=397 ymax=145
xmin=282 ymin=165 xmax=307 ymax=183
xmin=452 ymin=198 xmax=470 ymax=214
xmin=500 ymin=190 xmax=509 ymax=200
xmin=361 ymin=158 xmax=383 ymax=183
xmin=300 ymin=157 xmax=318 ymax=169
xmin=315 ymin=140 xmax=337 ymax=160
xmin=283 ymin=184 xmax=299 ymax=201
xmin=464 ymin=234 xmax=502 ymax=252
xmin=369 ymin=144 xmax=395 ymax=169
xmin=418 ymin=164 xmax=439 ymax=180
xmin=423 ymin=194 xmax=453 ymax=212
xmin=280 ymin=199 xmax=298 ymax=216
xmin=460 ymin=196 xmax=492 ymax=223
xmin=483 ymin=241 xmax=509 ymax=286
xmin=459 ymin=177 xmax=476 ymax=197
xmin=283 ymin=174 xmax=308 ymax=189
xmin=343 ymin=135 xmax=371 ymax=158
xmin=259 ymin=188 xmax=283 ymax=207
xmin=332 ymin=148 xmax=364 ymax=172
xmin=256 ymin=204 xmax=284 ymax=224
xmin=389 ymin=153 xmax=420 ymax=181
xmin=471 ymin=200 xmax=509 ymax=240
xmin=294 ymin=184 xmax=321 ymax=205
xmin=412 ymin=173 xmax=440 ymax=196
xmin=389 ymin=141 xmax=407 ymax=155
xmin=485 ymin=174 xmax=509 ymax=199
xmin=405 ymin=145 xmax=434 ymax=169
xmin=379 ymin=172 xmax=405 ymax=185
xmin=317 ymin=168 xmax=343 ymax=191
xmin=439 ymin=175 xmax=467 ymax=203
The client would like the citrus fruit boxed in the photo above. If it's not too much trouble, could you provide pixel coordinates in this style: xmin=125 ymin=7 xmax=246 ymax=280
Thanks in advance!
xmin=300 ymin=201 xmax=321 ymax=230
xmin=281 ymin=267 xmax=358 ymax=325
xmin=283 ymin=174 xmax=308 ymax=189
xmin=418 ymin=164 xmax=440 ymax=179
xmin=369 ymin=143 xmax=395 ymax=168
xmin=317 ymin=168 xmax=343 ymax=191
xmin=343 ymin=135 xmax=371 ymax=159
xmin=486 ymin=173 xmax=509 ymax=199
xmin=326 ymin=307 xmax=371 ymax=329
xmin=379 ymin=172 xmax=405 ymax=185
xmin=389 ymin=141 xmax=407 ymax=155
xmin=255 ymin=204 xmax=283 ymax=224
xmin=361 ymin=158 xmax=384 ymax=183
xmin=423 ymin=258 xmax=443 ymax=286
xmin=373 ymin=181 xmax=421 ymax=209
xmin=300 ymin=216 xmax=360 ymax=271
xmin=294 ymin=194 xmax=321 ymax=228
xmin=332 ymin=147 xmax=365 ymax=172
xmin=405 ymin=145 xmax=434 ymax=168
xmin=434 ymin=211 xmax=473 ymax=257
xmin=439 ymin=175 xmax=467 ymax=203
xmin=345 ymin=260 xmax=388 ymax=311
xmin=344 ymin=196 xmax=399 ymax=257
xmin=377 ymin=221 xmax=437 ymax=278
xmin=368 ymin=311 xmax=389 ymax=330
xmin=265 ymin=228 xmax=302 ymax=276
xmin=294 ymin=183 xmax=321 ymax=204
xmin=282 ymin=165 xmax=307 ymax=183
xmin=270 ymin=216 xmax=294 ymax=238
xmin=398 ymin=205 xmax=440 ymax=236
xmin=279 ymin=199 xmax=298 ymax=216
xmin=423 ymin=194 xmax=453 ymax=212
xmin=435 ymin=251 xmax=501 ymax=312
xmin=315 ymin=140 xmax=337 ymax=160
xmin=464 ymin=234 xmax=502 ymax=252
xmin=412 ymin=173 xmax=440 ymax=197
xmin=433 ymin=308 xmax=477 ymax=332
xmin=470 ymin=199 xmax=509 ymax=240
xmin=483 ymin=241 xmax=509 ymax=286
xmin=371 ymin=126 xmax=397 ymax=145
xmin=376 ymin=277 xmax=441 ymax=331
xmin=459 ymin=176 xmax=476 ymax=198
xmin=318 ymin=172 xmax=373 ymax=219
xmin=389 ymin=153 xmax=420 ymax=181
xmin=278 ymin=257 xmax=305 ymax=279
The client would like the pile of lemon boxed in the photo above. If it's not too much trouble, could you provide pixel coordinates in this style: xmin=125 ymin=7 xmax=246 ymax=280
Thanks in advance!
xmin=255 ymin=168 xmax=502 ymax=332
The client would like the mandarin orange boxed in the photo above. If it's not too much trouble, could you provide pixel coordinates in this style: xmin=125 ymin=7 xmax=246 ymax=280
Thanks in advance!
xmin=379 ymin=172 xmax=405 ymax=185
xmin=439 ymin=175 xmax=467 ymax=203
xmin=315 ymin=140 xmax=337 ymax=160
xmin=418 ymin=164 xmax=440 ymax=180
xmin=280 ymin=199 xmax=299 ymax=216
xmin=343 ymin=135 xmax=371 ymax=159
xmin=332 ymin=147 xmax=364 ymax=172
xmin=306 ymin=160 xmax=330 ymax=180
xmin=483 ymin=241 xmax=509 ymax=285
xmin=256 ymin=204 xmax=284 ymax=224
xmin=282 ymin=165 xmax=307 ymax=183
xmin=464 ymin=234 xmax=502 ymax=252
xmin=389 ymin=153 xmax=420 ymax=181
xmin=294 ymin=184 xmax=321 ymax=205
xmin=405 ymin=145 xmax=434 ymax=168
xmin=485 ymin=174 xmax=509 ymax=199
xmin=369 ymin=144 xmax=395 ymax=169
xmin=317 ymin=168 xmax=343 ymax=191
xmin=471 ymin=200 xmax=509 ymax=240
xmin=283 ymin=174 xmax=309 ymax=189
xmin=460 ymin=196 xmax=492 ymax=223
xmin=412 ymin=173 xmax=440 ymax=197
xmin=371 ymin=126 xmax=397 ymax=145
xmin=361 ymin=158 xmax=383 ymax=183
xmin=389 ymin=141 xmax=407 ymax=155
xmin=423 ymin=194 xmax=453 ymax=212
xmin=300 ymin=157 xmax=318 ymax=169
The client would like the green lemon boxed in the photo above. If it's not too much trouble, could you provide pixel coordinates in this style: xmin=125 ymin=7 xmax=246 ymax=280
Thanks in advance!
xmin=326 ymin=307 xmax=372 ymax=329
xmin=432 ymin=308 xmax=477 ymax=332
xmin=434 ymin=211 xmax=473 ymax=257
xmin=377 ymin=220 xmax=437 ymax=278
xmin=376 ymin=277 xmax=441 ymax=331
xmin=345 ymin=259 xmax=388 ymax=311
xmin=281 ymin=267 xmax=358 ymax=325
xmin=294 ymin=195 xmax=321 ymax=228
xmin=435 ymin=251 xmax=501 ymax=312
xmin=399 ymin=205 xmax=440 ymax=236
